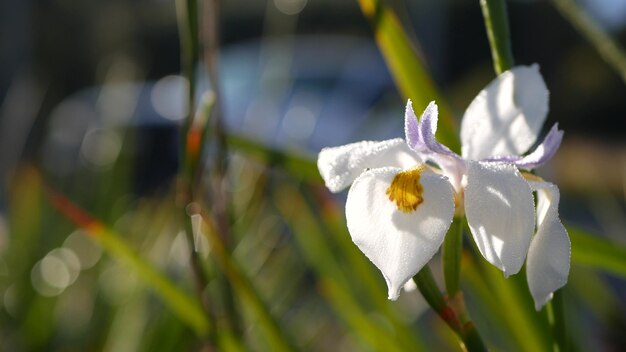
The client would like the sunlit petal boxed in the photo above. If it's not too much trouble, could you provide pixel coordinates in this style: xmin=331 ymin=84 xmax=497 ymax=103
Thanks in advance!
xmin=418 ymin=101 xmax=458 ymax=158
xmin=526 ymin=181 xmax=570 ymax=310
xmin=461 ymin=65 xmax=549 ymax=160
xmin=404 ymin=99 xmax=423 ymax=151
xmin=317 ymin=139 xmax=421 ymax=193
xmin=404 ymin=100 xmax=465 ymax=191
xmin=346 ymin=167 xmax=455 ymax=300
xmin=465 ymin=161 xmax=535 ymax=276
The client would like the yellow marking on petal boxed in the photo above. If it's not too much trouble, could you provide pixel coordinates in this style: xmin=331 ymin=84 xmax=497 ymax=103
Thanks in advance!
xmin=386 ymin=165 xmax=426 ymax=213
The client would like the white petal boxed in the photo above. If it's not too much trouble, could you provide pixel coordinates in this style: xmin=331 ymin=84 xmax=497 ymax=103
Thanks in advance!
xmin=404 ymin=99 xmax=422 ymax=151
xmin=526 ymin=181 xmax=570 ymax=310
xmin=461 ymin=65 xmax=549 ymax=160
xmin=346 ymin=167 xmax=455 ymax=300
xmin=465 ymin=161 xmax=535 ymax=276
xmin=317 ymin=139 xmax=421 ymax=193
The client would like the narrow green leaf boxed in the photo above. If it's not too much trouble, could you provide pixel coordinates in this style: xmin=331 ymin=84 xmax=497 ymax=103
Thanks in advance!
xmin=471 ymin=257 xmax=552 ymax=351
xmin=227 ymin=134 xmax=320 ymax=182
xmin=357 ymin=0 xmax=460 ymax=152
xmin=567 ymin=224 xmax=626 ymax=277
xmin=199 ymin=212 xmax=296 ymax=352
xmin=298 ymin=185 xmax=428 ymax=351
xmin=94 ymin=227 xmax=211 ymax=337
xmin=550 ymin=0 xmax=626 ymax=84
xmin=480 ymin=0 xmax=515 ymax=74
xmin=274 ymin=183 xmax=426 ymax=351
xmin=45 ymin=187 xmax=211 ymax=337
xmin=319 ymin=278 xmax=405 ymax=352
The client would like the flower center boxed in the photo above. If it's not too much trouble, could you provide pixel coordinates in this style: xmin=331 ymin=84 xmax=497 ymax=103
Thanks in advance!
xmin=386 ymin=166 xmax=426 ymax=213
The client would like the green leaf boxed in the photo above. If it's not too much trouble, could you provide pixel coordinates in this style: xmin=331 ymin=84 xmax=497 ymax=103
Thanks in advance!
xmin=480 ymin=0 xmax=515 ymax=74
xmin=227 ymin=134 xmax=320 ymax=183
xmin=274 ymin=183 xmax=426 ymax=351
xmin=550 ymin=0 xmax=626 ymax=84
xmin=357 ymin=0 xmax=460 ymax=152
xmin=94 ymin=227 xmax=212 ymax=337
xmin=465 ymin=255 xmax=552 ymax=351
xmin=199 ymin=212 xmax=297 ymax=352
xmin=567 ymin=224 xmax=626 ymax=277
xmin=44 ymin=187 xmax=211 ymax=337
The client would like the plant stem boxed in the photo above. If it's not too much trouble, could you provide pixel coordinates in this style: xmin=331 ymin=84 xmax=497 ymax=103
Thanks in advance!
xmin=175 ymin=1 xmax=216 ymax=342
xmin=547 ymin=289 xmax=568 ymax=352
xmin=550 ymin=0 xmax=626 ymax=85
xmin=480 ymin=0 xmax=515 ymax=73
xmin=414 ymin=267 xmax=487 ymax=352
xmin=414 ymin=266 xmax=447 ymax=312
xmin=443 ymin=218 xmax=463 ymax=296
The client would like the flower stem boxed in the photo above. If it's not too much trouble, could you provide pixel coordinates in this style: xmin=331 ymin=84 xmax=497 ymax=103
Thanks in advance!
xmin=443 ymin=217 xmax=463 ymax=296
xmin=414 ymin=267 xmax=487 ymax=352
xmin=480 ymin=0 xmax=515 ymax=74
xmin=414 ymin=265 xmax=447 ymax=312
xmin=546 ymin=289 xmax=568 ymax=352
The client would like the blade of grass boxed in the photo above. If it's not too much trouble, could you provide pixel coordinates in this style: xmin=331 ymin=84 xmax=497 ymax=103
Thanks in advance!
xmin=482 ymin=260 xmax=552 ymax=350
xmin=462 ymin=252 xmax=518 ymax=349
xmin=195 ymin=208 xmax=296 ymax=352
xmin=480 ymin=0 xmax=515 ymax=74
xmin=274 ymin=184 xmax=424 ymax=351
xmin=227 ymin=134 xmax=319 ymax=182
xmin=301 ymin=185 xmax=428 ymax=350
xmin=567 ymin=224 xmax=626 ymax=277
xmin=357 ymin=0 xmax=460 ymax=152
xmin=318 ymin=278 xmax=406 ymax=352
xmin=550 ymin=0 xmax=626 ymax=85
xmin=44 ymin=186 xmax=211 ymax=338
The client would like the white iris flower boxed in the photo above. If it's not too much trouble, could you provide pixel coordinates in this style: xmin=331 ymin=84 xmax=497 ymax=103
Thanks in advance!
xmin=317 ymin=65 xmax=570 ymax=310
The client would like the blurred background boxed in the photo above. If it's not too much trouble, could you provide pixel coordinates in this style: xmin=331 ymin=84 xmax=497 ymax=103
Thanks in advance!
xmin=1 ymin=0 xmax=625 ymax=350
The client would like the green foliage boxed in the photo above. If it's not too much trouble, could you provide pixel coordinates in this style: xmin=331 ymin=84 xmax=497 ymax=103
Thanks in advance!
xmin=2 ymin=0 xmax=626 ymax=351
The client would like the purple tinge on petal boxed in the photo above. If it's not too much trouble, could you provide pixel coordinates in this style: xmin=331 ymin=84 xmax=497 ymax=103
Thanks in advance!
xmin=405 ymin=100 xmax=465 ymax=188
xmin=419 ymin=101 xmax=459 ymax=158
xmin=483 ymin=124 xmax=563 ymax=170
xmin=404 ymin=99 xmax=425 ymax=151
xmin=514 ymin=124 xmax=563 ymax=170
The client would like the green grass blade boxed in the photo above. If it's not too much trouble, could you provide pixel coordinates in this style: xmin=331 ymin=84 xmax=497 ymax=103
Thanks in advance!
xmin=550 ymin=0 xmax=626 ymax=84
xmin=95 ymin=227 xmax=211 ymax=337
xmin=480 ymin=0 xmax=515 ymax=74
xmin=468 ymin=256 xmax=552 ymax=351
xmin=357 ymin=0 xmax=460 ymax=152
xmin=227 ymin=134 xmax=319 ymax=182
xmin=567 ymin=224 xmax=626 ymax=277
xmin=275 ymin=184 xmax=426 ymax=351
xmin=45 ymin=187 xmax=211 ymax=337
xmin=198 ymin=210 xmax=297 ymax=352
